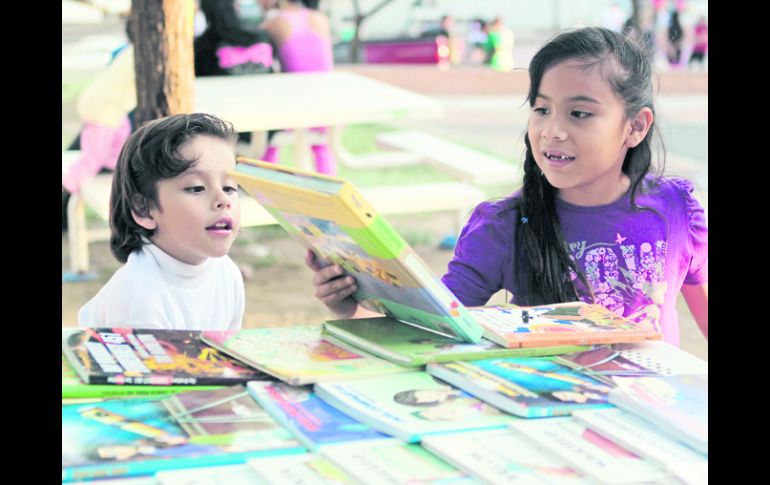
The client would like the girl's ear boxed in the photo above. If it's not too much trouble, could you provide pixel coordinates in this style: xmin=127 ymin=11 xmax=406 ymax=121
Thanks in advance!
xmin=625 ymin=107 xmax=654 ymax=148
xmin=130 ymin=195 xmax=157 ymax=230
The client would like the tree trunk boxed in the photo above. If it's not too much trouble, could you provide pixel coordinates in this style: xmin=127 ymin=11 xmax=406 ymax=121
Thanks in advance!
xmin=131 ymin=0 xmax=194 ymax=128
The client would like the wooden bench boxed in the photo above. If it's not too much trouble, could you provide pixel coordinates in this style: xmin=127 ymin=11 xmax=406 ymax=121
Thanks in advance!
xmin=376 ymin=130 xmax=521 ymax=185
xmin=64 ymin=151 xmax=486 ymax=274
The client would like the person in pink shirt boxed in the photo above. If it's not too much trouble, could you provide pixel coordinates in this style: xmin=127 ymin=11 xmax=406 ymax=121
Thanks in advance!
xmin=688 ymin=16 xmax=708 ymax=70
xmin=259 ymin=0 xmax=336 ymax=174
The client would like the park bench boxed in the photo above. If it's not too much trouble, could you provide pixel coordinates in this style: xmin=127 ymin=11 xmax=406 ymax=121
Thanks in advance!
xmin=376 ymin=130 xmax=520 ymax=185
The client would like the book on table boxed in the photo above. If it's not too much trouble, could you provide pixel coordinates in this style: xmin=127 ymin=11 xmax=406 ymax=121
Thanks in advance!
xmin=62 ymin=327 xmax=270 ymax=386
xmin=608 ymin=374 xmax=708 ymax=455
xmin=509 ymin=417 xmax=669 ymax=484
xmin=318 ymin=438 xmax=474 ymax=485
xmin=552 ymin=345 xmax=660 ymax=386
xmin=62 ymin=353 xmax=224 ymax=401
xmin=62 ymin=386 xmax=305 ymax=482
xmin=313 ymin=370 xmax=515 ymax=443
xmin=248 ymin=452 xmax=358 ymax=484
xmin=426 ymin=356 xmax=614 ymax=418
xmin=421 ymin=428 xmax=586 ymax=484
xmin=201 ymin=325 xmax=408 ymax=386
xmin=324 ymin=316 xmax=591 ymax=367
xmin=246 ymin=380 xmax=388 ymax=451
xmin=231 ymin=158 xmax=484 ymax=343
xmin=572 ymin=408 xmax=708 ymax=472
xmin=468 ymin=302 xmax=662 ymax=348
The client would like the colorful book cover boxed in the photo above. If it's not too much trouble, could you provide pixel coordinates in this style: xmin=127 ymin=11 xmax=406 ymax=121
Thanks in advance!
xmin=247 ymin=381 xmax=387 ymax=450
xmin=155 ymin=464 xmax=258 ymax=485
xmin=62 ymin=328 xmax=269 ymax=386
xmin=232 ymin=158 xmax=484 ymax=343
xmin=609 ymin=374 xmax=708 ymax=455
xmin=62 ymin=389 xmax=305 ymax=482
xmin=249 ymin=452 xmax=358 ymax=484
xmin=313 ymin=371 xmax=514 ymax=443
xmin=319 ymin=438 xmax=476 ymax=485
xmin=427 ymin=357 xmax=613 ymax=418
xmin=62 ymin=354 xmax=224 ymax=399
xmin=201 ymin=325 xmax=407 ymax=386
xmin=552 ymin=346 xmax=659 ymax=386
xmin=421 ymin=429 xmax=587 ymax=484
xmin=324 ymin=317 xmax=591 ymax=367
xmin=510 ymin=418 xmax=668 ymax=484
xmin=572 ymin=409 xmax=708 ymax=471
xmin=469 ymin=302 xmax=662 ymax=348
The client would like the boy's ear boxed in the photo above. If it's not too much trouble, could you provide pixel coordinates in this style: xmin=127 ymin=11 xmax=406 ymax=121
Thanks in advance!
xmin=130 ymin=195 xmax=157 ymax=231
xmin=625 ymin=107 xmax=654 ymax=148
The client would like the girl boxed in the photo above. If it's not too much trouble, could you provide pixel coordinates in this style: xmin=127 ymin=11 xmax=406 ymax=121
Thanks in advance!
xmin=306 ymin=27 xmax=708 ymax=346
xmin=78 ymin=113 xmax=245 ymax=330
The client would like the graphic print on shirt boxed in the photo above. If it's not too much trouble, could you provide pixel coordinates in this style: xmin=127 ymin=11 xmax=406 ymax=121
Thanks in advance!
xmin=569 ymin=235 xmax=667 ymax=331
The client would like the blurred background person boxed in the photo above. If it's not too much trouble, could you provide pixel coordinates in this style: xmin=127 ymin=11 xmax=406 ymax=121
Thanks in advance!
xmin=258 ymin=0 xmax=336 ymax=175
xmin=688 ymin=15 xmax=707 ymax=70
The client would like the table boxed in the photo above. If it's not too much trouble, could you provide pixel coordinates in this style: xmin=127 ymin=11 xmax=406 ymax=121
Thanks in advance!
xmin=68 ymin=340 xmax=707 ymax=484
xmin=194 ymin=70 xmax=445 ymax=170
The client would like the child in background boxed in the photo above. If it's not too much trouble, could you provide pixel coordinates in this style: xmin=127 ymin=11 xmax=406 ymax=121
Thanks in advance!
xmin=258 ymin=0 xmax=336 ymax=174
xmin=78 ymin=113 xmax=244 ymax=330
xmin=306 ymin=27 xmax=708 ymax=346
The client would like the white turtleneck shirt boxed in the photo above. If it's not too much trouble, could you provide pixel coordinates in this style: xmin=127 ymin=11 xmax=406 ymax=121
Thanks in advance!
xmin=78 ymin=243 xmax=244 ymax=330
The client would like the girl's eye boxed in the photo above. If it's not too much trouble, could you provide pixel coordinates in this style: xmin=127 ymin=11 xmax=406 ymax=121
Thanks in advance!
xmin=533 ymin=107 xmax=549 ymax=115
xmin=223 ymin=186 xmax=238 ymax=194
xmin=185 ymin=186 xmax=205 ymax=193
xmin=571 ymin=110 xmax=592 ymax=119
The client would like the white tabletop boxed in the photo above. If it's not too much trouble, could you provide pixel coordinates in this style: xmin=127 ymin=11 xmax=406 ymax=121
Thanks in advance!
xmin=194 ymin=70 xmax=444 ymax=132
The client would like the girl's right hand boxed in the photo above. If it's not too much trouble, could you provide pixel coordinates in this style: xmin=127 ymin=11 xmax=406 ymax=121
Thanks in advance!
xmin=304 ymin=249 xmax=359 ymax=318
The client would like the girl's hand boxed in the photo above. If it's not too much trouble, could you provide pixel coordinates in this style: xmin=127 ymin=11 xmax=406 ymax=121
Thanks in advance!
xmin=305 ymin=249 xmax=359 ymax=318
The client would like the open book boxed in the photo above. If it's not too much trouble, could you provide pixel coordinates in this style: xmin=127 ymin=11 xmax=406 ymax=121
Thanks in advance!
xmin=232 ymin=158 xmax=484 ymax=343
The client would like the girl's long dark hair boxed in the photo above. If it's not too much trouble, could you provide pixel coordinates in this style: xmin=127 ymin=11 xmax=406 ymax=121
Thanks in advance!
xmin=515 ymin=27 xmax=664 ymax=305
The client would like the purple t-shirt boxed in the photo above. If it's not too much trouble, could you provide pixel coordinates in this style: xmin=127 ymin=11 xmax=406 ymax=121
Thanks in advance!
xmin=442 ymin=177 xmax=708 ymax=345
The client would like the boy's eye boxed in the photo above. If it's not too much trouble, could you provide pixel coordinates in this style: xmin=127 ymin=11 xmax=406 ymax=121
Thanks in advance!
xmin=223 ymin=186 xmax=238 ymax=194
xmin=533 ymin=107 xmax=549 ymax=115
xmin=571 ymin=110 xmax=592 ymax=119
xmin=185 ymin=186 xmax=205 ymax=193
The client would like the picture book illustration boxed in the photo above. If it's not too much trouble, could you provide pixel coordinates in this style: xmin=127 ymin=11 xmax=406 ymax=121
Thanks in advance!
xmin=232 ymin=159 xmax=484 ymax=343
xmin=471 ymin=303 xmax=661 ymax=347
xmin=554 ymin=347 xmax=659 ymax=386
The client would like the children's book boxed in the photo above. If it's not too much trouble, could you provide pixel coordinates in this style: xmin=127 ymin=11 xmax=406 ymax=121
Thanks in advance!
xmin=231 ymin=158 xmax=484 ymax=343
xmin=572 ymin=409 xmax=708 ymax=472
xmin=62 ymin=328 xmax=270 ymax=386
xmin=249 ymin=452 xmax=358 ymax=484
xmin=421 ymin=428 xmax=588 ymax=484
xmin=426 ymin=357 xmax=613 ymax=418
xmin=552 ymin=346 xmax=659 ymax=386
xmin=62 ymin=354 xmax=224 ymax=400
xmin=246 ymin=381 xmax=388 ymax=450
xmin=510 ymin=418 xmax=669 ymax=484
xmin=155 ymin=464 xmax=258 ymax=485
xmin=324 ymin=317 xmax=591 ymax=367
xmin=318 ymin=438 xmax=476 ymax=485
xmin=200 ymin=325 xmax=407 ymax=386
xmin=313 ymin=370 xmax=515 ymax=443
xmin=62 ymin=387 xmax=305 ymax=482
xmin=608 ymin=374 xmax=708 ymax=455
xmin=469 ymin=302 xmax=662 ymax=348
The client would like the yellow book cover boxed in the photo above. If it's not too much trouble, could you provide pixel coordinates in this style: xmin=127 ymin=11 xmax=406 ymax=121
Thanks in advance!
xmin=232 ymin=158 xmax=484 ymax=343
